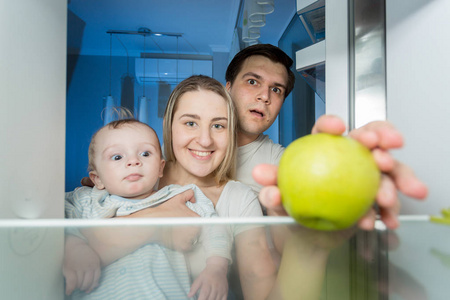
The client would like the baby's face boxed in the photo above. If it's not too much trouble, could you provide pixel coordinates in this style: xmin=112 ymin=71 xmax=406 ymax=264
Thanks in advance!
xmin=90 ymin=123 xmax=164 ymax=199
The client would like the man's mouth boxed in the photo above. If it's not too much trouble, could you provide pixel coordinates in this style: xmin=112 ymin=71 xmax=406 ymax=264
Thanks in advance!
xmin=250 ymin=109 xmax=264 ymax=118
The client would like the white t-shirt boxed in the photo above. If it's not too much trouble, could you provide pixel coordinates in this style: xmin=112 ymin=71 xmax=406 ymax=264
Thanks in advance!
xmin=236 ymin=134 xmax=285 ymax=194
xmin=215 ymin=180 xmax=263 ymax=233
xmin=186 ymin=180 xmax=263 ymax=279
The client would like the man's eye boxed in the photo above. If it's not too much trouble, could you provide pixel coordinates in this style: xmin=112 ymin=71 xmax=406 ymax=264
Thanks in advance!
xmin=140 ymin=151 xmax=150 ymax=157
xmin=111 ymin=155 xmax=122 ymax=161
xmin=247 ymin=79 xmax=257 ymax=85
xmin=272 ymin=87 xmax=281 ymax=94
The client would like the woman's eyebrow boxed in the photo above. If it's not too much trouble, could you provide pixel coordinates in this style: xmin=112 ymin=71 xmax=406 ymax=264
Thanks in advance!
xmin=212 ymin=117 xmax=228 ymax=122
xmin=178 ymin=113 xmax=200 ymax=120
xmin=179 ymin=114 xmax=227 ymax=122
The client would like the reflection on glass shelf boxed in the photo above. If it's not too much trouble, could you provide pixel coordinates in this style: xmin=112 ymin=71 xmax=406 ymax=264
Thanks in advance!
xmin=1 ymin=217 xmax=449 ymax=299
xmin=299 ymin=6 xmax=325 ymax=42
xmin=300 ymin=63 xmax=325 ymax=102
xmin=297 ymin=0 xmax=325 ymax=44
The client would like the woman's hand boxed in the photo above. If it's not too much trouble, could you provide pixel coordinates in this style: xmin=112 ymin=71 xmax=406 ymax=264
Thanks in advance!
xmin=63 ymin=235 xmax=101 ymax=295
xmin=125 ymin=189 xmax=202 ymax=252
xmin=254 ymin=115 xmax=428 ymax=230
xmin=188 ymin=257 xmax=229 ymax=300
xmin=158 ymin=225 xmax=201 ymax=252
xmin=80 ymin=190 xmax=201 ymax=267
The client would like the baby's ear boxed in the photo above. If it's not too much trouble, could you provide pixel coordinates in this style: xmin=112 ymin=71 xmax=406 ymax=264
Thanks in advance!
xmin=159 ymin=159 xmax=166 ymax=178
xmin=89 ymin=171 xmax=105 ymax=190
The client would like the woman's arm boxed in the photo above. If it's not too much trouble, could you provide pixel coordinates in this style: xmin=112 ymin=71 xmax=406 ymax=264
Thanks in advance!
xmin=63 ymin=234 xmax=101 ymax=295
xmin=235 ymin=227 xmax=278 ymax=300
xmin=79 ymin=190 xmax=200 ymax=267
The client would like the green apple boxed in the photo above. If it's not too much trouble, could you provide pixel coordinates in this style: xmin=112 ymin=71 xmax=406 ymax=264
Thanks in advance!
xmin=278 ymin=133 xmax=380 ymax=231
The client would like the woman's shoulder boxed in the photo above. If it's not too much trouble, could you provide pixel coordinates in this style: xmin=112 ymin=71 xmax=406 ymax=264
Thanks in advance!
xmin=223 ymin=180 xmax=256 ymax=195
xmin=216 ymin=180 xmax=263 ymax=219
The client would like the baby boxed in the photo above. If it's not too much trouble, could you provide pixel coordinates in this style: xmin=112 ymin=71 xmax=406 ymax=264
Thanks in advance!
xmin=65 ymin=118 xmax=230 ymax=299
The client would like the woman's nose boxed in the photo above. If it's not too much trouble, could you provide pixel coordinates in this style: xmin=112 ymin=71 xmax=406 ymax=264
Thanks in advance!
xmin=197 ymin=128 xmax=213 ymax=147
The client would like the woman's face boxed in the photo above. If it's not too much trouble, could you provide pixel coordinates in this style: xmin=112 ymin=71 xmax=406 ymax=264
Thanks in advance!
xmin=171 ymin=89 xmax=229 ymax=179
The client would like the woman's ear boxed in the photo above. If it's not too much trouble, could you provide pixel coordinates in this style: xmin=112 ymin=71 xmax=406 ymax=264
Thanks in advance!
xmin=89 ymin=171 xmax=105 ymax=190
xmin=159 ymin=160 xmax=166 ymax=178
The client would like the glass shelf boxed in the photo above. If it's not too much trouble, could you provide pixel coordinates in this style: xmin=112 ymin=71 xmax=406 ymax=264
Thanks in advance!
xmin=1 ymin=217 xmax=449 ymax=299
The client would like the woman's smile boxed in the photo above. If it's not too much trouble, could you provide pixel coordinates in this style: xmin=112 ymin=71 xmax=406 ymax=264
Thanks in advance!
xmin=190 ymin=149 xmax=214 ymax=159
xmin=171 ymin=90 xmax=228 ymax=179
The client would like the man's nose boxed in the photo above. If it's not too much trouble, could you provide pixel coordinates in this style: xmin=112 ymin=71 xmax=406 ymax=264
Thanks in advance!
xmin=257 ymin=87 xmax=271 ymax=104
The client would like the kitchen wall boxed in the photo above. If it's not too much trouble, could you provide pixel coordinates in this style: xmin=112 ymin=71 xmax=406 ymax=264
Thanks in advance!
xmin=66 ymin=54 xmax=133 ymax=191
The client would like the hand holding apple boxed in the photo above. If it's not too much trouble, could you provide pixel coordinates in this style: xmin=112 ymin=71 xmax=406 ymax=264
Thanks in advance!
xmin=254 ymin=116 xmax=427 ymax=230
xmin=277 ymin=133 xmax=380 ymax=231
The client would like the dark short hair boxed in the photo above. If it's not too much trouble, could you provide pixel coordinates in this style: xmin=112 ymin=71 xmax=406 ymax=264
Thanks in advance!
xmin=225 ymin=44 xmax=295 ymax=98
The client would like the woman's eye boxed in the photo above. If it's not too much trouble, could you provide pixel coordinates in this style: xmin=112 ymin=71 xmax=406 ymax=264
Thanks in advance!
xmin=247 ymin=79 xmax=257 ymax=85
xmin=186 ymin=121 xmax=196 ymax=127
xmin=140 ymin=151 xmax=150 ymax=157
xmin=213 ymin=124 xmax=225 ymax=129
xmin=111 ymin=155 xmax=122 ymax=161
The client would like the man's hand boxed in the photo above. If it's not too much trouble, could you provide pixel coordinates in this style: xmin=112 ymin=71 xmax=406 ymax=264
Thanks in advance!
xmin=63 ymin=235 xmax=101 ymax=295
xmin=254 ymin=115 xmax=428 ymax=230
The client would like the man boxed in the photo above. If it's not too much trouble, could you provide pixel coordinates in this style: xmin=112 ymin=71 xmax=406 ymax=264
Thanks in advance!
xmin=224 ymin=44 xmax=428 ymax=230
xmin=223 ymin=44 xmax=428 ymax=299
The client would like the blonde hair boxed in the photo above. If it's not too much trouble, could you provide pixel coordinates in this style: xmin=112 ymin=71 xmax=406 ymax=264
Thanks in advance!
xmin=163 ymin=75 xmax=237 ymax=185
xmin=88 ymin=118 xmax=161 ymax=172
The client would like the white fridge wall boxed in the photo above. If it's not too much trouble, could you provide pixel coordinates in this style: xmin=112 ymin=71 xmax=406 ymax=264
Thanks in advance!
xmin=0 ymin=0 xmax=66 ymax=298
xmin=0 ymin=0 xmax=66 ymax=218
xmin=386 ymin=0 xmax=450 ymax=215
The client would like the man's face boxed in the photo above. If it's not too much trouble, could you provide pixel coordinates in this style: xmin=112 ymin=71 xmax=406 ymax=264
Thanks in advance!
xmin=226 ymin=55 xmax=288 ymax=145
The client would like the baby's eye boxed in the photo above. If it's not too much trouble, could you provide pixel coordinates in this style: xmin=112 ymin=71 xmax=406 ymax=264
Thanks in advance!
xmin=247 ymin=79 xmax=257 ymax=85
xmin=111 ymin=155 xmax=122 ymax=161
xmin=140 ymin=151 xmax=150 ymax=157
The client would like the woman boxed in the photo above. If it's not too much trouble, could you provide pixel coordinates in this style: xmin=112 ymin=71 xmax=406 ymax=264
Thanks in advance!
xmin=66 ymin=75 xmax=280 ymax=299
xmin=158 ymin=75 xmax=277 ymax=299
